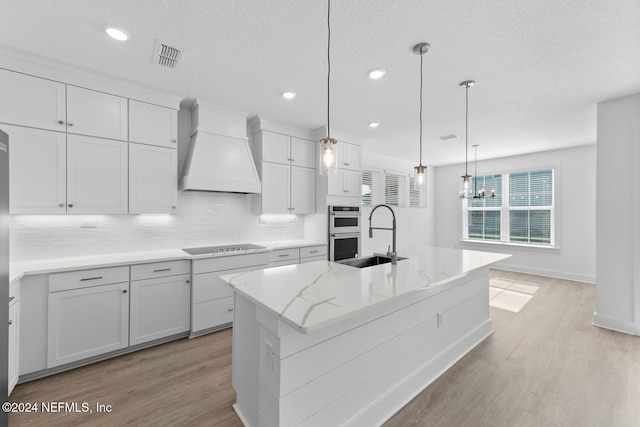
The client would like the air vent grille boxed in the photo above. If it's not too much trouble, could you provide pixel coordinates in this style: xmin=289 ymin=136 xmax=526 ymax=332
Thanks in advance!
xmin=153 ymin=40 xmax=184 ymax=69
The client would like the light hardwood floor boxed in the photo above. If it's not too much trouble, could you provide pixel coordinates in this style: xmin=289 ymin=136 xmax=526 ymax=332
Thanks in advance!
xmin=9 ymin=270 xmax=640 ymax=427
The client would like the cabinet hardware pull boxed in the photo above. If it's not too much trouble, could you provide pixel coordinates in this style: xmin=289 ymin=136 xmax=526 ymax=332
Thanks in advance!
xmin=8 ymin=320 xmax=13 ymax=326
xmin=80 ymin=276 xmax=103 ymax=281
xmin=67 ymin=122 xmax=74 ymax=126
xmin=278 ymin=254 xmax=290 ymax=257
xmin=172 ymin=206 xmax=176 ymax=209
xmin=227 ymin=308 xmax=234 ymax=312
xmin=58 ymin=203 xmax=65 ymax=208
xmin=186 ymin=280 xmax=190 ymax=284
xmin=309 ymin=250 xmax=319 ymax=254
xmin=68 ymin=204 xmax=74 ymax=208
xmin=58 ymin=120 xmax=64 ymax=125
xmin=153 ymin=268 xmax=171 ymax=272
xmin=122 ymin=289 xmax=128 ymax=294
xmin=172 ymin=139 xmax=176 ymax=143
xmin=8 ymin=296 xmax=14 ymax=303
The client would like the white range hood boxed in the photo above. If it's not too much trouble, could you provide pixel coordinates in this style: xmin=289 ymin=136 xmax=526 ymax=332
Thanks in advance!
xmin=180 ymin=102 xmax=261 ymax=194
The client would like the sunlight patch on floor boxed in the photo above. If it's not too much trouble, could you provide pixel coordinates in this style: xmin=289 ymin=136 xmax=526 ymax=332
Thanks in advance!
xmin=489 ymin=277 xmax=539 ymax=313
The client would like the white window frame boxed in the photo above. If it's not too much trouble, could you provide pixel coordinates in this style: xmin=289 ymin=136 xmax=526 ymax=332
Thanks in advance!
xmin=462 ymin=169 xmax=555 ymax=248
xmin=383 ymin=169 xmax=407 ymax=208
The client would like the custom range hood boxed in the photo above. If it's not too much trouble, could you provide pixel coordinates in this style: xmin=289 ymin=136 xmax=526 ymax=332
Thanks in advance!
xmin=180 ymin=101 xmax=261 ymax=194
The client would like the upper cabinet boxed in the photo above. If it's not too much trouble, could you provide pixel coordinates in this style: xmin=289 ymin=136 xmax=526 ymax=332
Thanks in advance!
xmin=250 ymin=118 xmax=317 ymax=215
xmin=66 ymin=86 xmax=128 ymax=141
xmin=338 ymin=141 xmax=362 ymax=172
xmin=0 ymin=67 xmax=179 ymax=214
xmin=129 ymin=100 xmax=178 ymax=148
xmin=0 ymin=69 xmax=66 ymax=132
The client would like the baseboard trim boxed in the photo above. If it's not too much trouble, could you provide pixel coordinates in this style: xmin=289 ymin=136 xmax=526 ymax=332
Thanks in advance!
xmin=592 ymin=312 xmax=637 ymax=335
xmin=494 ymin=263 xmax=595 ymax=284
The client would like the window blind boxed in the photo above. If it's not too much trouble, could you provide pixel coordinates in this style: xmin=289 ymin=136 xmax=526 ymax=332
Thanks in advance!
xmin=361 ymin=170 xmax=373 ymax=206
xmin=384 ymin=174 xmax=401 ymax=206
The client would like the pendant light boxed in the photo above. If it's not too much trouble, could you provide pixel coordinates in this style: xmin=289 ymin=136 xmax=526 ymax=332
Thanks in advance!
xmin=471 ymin=144 xmax=496 ymax=199
xmin=413 ymin=42 xmax=430 ymax=191
xmin=319 ymin=0 xmax=337 ymax=175
xmin=459 ymin=80 xmax=475 ymax=199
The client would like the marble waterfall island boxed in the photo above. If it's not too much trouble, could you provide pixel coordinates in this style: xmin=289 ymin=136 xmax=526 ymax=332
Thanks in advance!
xmin=221 ymin=246 xmax=510 ymax=427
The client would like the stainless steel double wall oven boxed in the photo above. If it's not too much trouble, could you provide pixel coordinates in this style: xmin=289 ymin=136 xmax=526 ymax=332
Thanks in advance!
xmin=328 ymin=205 xmax=361 ymax=261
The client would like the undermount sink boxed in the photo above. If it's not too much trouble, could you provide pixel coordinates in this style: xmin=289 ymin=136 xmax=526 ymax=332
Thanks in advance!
xmin=338 ymin=255 xmax=407 ymax=268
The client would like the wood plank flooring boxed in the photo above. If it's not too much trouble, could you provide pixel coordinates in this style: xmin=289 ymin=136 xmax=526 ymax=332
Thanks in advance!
xmin=9 ymin=270 xmax=640 ymax=427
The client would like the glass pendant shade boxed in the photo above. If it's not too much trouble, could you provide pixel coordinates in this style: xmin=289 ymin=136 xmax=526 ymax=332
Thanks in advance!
xmin=319 ymin=137 xmax=337 ymax=175
xmin=460 ymin=174 xmax=471 ymax=199
xmin=414 ymin=165 xmax=426 ymax=190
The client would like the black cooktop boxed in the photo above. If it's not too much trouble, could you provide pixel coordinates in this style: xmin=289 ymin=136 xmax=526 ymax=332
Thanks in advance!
xmin=182 ymin=243 xmax=266 ymax=255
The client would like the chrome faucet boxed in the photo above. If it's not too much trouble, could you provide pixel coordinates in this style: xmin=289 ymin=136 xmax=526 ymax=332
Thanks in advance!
xmin=368 ymin=204 xmax=397 ymax=264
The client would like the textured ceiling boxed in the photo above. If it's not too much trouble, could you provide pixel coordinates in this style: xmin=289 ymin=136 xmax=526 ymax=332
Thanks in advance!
xmin=1 ymin=0 xmax=639 ymax=166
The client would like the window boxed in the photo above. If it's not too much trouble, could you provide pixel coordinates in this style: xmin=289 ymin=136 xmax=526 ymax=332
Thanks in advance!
xmin=361 ymin=170 xmax=374 ymax=206
xmin=462 ymin=169 xmax=554 ymax=247
xmin=384 ymin=173 xmax=402 ymax=206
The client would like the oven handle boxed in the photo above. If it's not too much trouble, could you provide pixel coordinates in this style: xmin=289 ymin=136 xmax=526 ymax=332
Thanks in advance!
xmin=330 ymin=233 xmax=362 ymax=238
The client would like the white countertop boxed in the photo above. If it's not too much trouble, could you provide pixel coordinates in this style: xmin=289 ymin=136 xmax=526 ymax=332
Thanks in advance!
xmin=9 ymin=240 xmax=326 ymax=284
xmin=221 ymin=246 xmax=510 ymax=334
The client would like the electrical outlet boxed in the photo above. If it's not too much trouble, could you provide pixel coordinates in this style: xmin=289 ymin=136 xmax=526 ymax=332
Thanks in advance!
xmin=80 ymin=220 xmax=98 ymax=228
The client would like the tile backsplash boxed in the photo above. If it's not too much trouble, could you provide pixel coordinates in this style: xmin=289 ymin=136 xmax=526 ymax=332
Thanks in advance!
xmin=10 ymin=192 xmax=304 ymax=261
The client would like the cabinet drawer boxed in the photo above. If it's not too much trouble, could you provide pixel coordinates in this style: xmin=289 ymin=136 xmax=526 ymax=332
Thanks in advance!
xmin=192 ymin=297 xmax=234 ymax=332
xmin=193 ymin=265 xmax=258 ymax=303
xmin=131 ymin=260 xmax=190 ymax=281
xmin=49 ymin=266 xmax=129 ymax=292
xmin=300 ymin=255 xmax=328 ymax=264
xmin=192 ymin=252 xmax=268 ymax=275
xmin=269 ymin=248 xmax=299 ymax=263
xmin=300 ymin=245 xmax=327 ymax=259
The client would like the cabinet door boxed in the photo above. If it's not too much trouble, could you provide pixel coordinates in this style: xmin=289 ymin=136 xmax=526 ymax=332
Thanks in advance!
xmin=129 ymin=274 xmax=190 ymax=346
xmin=260 ymin=131 xmax=290 ymax=164
xmin=343 ymin=143 xmax=362 ymax=171
xmin=66 ymin=86 xmax=128 ymax=140
xmin=260 ymin=162 xmax=290 ymax=214
xmin=8 ymin=301 xmax=19 ymax=395
xmin=129 ymin=143 xmax=177 ymax=214
xmin=67 ymin=135 xmax=128 ymax=214
xmin=47 ymin=283 xmax=129 ymax=368
xmin=327 ymin=170 xmax=346 ymax=196
xmin=290 ymin=166 xmax=315 ymax=214
xmin=290 ymin=137 xmax=315 ymax=169
xmin=129 ymin=100 xmax=178 ymax=148
xmin=4 ymin=125 xmax=67 ymax=214
xmin=344 ymin=170 xmax=362 ymax=196
xmin=0 ymin=69 xmax=66 ymax=132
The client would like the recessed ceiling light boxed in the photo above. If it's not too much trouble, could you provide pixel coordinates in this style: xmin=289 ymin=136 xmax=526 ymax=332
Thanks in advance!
xmin=282 ymin=92 xmax=296 ymax=99
xmin=103 ymin=25 xmax=129 ymax=41
xmin=368 ymin=69 xmax=386 ymax=79
xmin=368 ymin=122 xmax=380 ymax=128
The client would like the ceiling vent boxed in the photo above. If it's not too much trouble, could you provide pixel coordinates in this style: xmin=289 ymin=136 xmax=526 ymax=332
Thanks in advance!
xmin=439 ymin=133 xmax=457 ymax=141
xmin=153 ymin=40 xmax=184 ymax=69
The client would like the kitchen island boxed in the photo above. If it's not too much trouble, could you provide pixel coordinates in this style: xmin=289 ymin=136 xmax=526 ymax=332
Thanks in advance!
xmin=221 ymin=246 xmax=510 ymax=427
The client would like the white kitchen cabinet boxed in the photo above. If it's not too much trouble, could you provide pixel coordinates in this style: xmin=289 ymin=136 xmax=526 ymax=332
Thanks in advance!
xmin=328 ymin=169 xmax=361 ymax=196
xmin=191 ymin=252 xmax=269 ymax=337
xmin=8 ymin=281 xmax=20 ymax=395
xmin=66 ymin=85 xmax=128 ymax=141
xmin=4 ymin=125 xmax=67 ymax=214
xmin=0 ymin=69 xmax=66 ymax=132
xmin=338 ymin=141 xmax=362 ymax=171
xmin=129 ymin=269 xmax=190 ymax=346
xmin=66 ymin=135 xmax=128 ymax=214
xmin=129 ymin=100 xmax=178 ymax=148
xmin=129 ymin=143 xmax=177 ymax=214
xmin=300 ymin=245 xmax=328 ymax=263
xmin=253 ymin=129 xmax=316 ymax=215
xmin=47 ymin=281 xmax=130 ymax=368
xmin=268 ymin=248 xmax=300 ymax=267
xmin=260 ymin=162 xmax=290 ymax=214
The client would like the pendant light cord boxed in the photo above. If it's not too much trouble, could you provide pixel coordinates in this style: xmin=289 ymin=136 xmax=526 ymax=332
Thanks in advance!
xmin=465 ymin=84 xmax=469 ymax=176
xmin=327 ymin=0 xmax=331 ymax=139
xmin=419 ymin=50 xmax=423 ymax=166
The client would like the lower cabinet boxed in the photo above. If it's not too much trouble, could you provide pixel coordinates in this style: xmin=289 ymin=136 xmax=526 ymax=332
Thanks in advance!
xmin=191 ymin=252 xmax=269 ymax=336
xmin=129 ymin=261 xmax=190 ymax=346
xmin=47 ymin=282 xmax=130 ymax=368
xmin=8 ymin=281 xmax=20 ymax=395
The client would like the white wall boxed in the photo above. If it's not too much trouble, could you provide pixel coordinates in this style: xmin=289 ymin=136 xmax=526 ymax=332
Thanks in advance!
xmin=594 ymin=93 xmax=640 ymax=335
xmin=433 ymin=144 xmax=596 ymax=283
xmin=10 ymin=191 xmax=305 ymax=261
